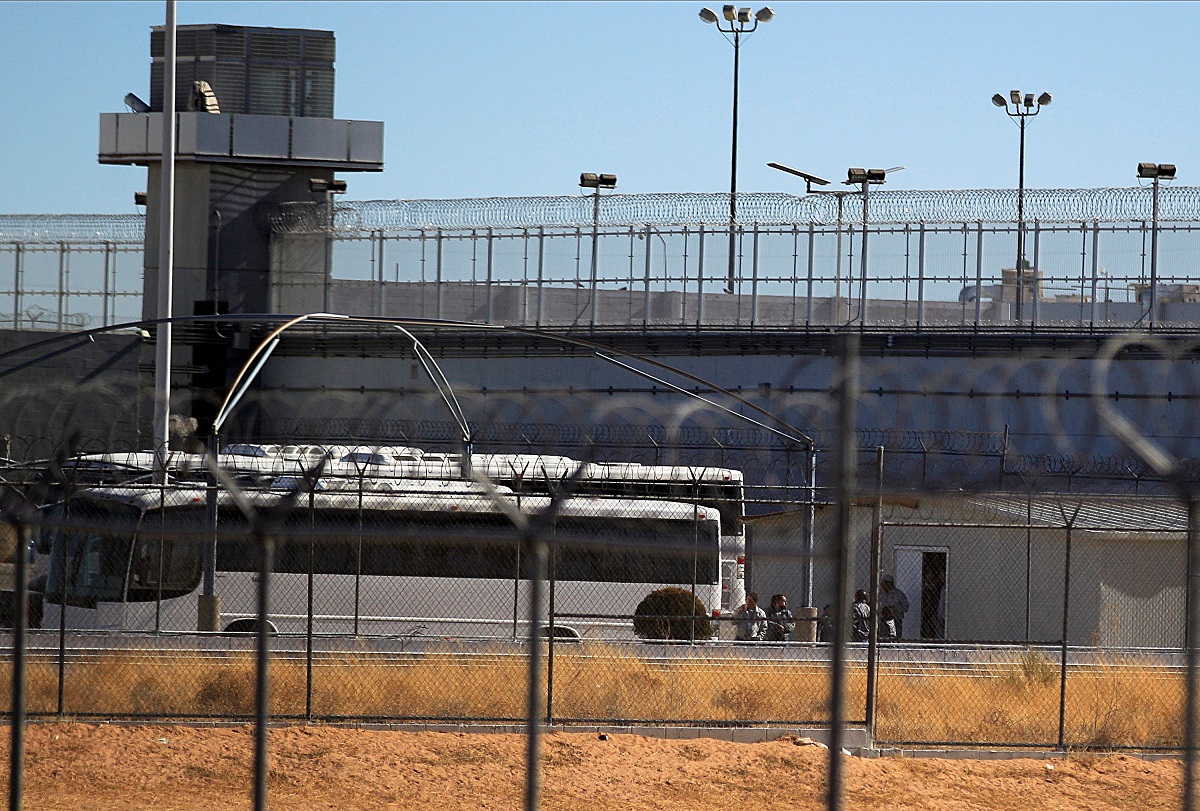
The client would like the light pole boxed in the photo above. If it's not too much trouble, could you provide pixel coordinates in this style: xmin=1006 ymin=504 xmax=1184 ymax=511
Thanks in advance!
xmin=309 ymin=178 xmax=347 ymax=313
xmin=580 ymin=173 xmax=616 ymax=326
xmin=844 ymin=166 xmax=903 ymax=327
xmin=1137 ymin=162 xmax=1177 ymax=331
xmin=700 ymin=5 xmax=775 ymax=294
xmin=767 ymin=162 xmax=847 ymax=320
xmin=993 ymin=89 xmax=1052 ymax=323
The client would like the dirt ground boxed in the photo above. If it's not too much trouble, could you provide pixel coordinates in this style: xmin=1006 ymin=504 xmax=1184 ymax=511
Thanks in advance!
xmin=2 ymin=722 xmax=1185 ymax=810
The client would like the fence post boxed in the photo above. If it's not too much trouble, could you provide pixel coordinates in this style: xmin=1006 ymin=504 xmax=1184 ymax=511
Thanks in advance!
xmin=865 ymin=446 xmax=884 ymax=743
xmin=1056 ymin=507 xmax=1079 ymax=751
xmin=696 ymin=225 xmax=706 ymax=329
xmin=1185 ymin=496 xmax=1200 ymax=811
xmin=749 ymin=225 xmax=760 ymax=328
xmin=827 ymin=332 xmax=860 ymax=809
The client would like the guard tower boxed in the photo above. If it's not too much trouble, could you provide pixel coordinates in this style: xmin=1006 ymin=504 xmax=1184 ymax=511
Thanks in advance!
xmin=97 ymin=24 xmax=384 ymax=438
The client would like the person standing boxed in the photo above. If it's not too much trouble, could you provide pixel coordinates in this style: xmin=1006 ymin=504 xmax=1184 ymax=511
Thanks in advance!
xmin=816 ymin=604 xmax=834 ymax=643
xmin=733 ymin=592 xmax=766 ymax=641
xmin=764 ymin=593 xmax=796 ymax=642
xmin=851 ymin=589 xmax=871 ymax=642
xmin=878 ymin=574 xmax=910 ymax=638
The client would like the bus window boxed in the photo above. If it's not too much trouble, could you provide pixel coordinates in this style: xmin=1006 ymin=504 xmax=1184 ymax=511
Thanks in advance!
xmin=127 ymin=535 xmax=202 ymax=602
xmin=46 ymin=502 xmax=137 ymax=607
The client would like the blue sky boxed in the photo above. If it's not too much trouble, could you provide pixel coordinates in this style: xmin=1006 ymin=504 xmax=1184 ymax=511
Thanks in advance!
xmin=1 ymin=1 xmax=1195 ymax=214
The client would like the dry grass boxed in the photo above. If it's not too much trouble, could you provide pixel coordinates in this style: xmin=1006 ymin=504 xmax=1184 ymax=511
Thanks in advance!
xmin=6 ymin=645 xmax=1186 ymax=749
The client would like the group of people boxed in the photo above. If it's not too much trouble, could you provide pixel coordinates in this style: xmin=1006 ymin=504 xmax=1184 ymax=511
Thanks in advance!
xmin=735 ymin=576 xmax=911 ymax=644
xmin=731 ymin=592 xmax=796 ymax=642
xmin=849 ymin=575 xmax=911 ymax=642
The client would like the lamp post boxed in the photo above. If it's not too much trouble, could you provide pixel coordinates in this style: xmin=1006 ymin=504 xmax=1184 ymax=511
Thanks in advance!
xmin=700 ymin=5 xmax=775 ymax=294
xmin=767 ymin=162 xmax=848 ymax=319
xmin=309 ymin=178 xmax=347 ymax=313
xmin=1137 ymin=162 xmax=1177 ymax=331
xmin=844 ymin=166 xmax=903 ymax=327
xmin=579 ymin=173 xmax=617 ymax=327
xmin=993 ymin=90 xmax=1052 ymax=323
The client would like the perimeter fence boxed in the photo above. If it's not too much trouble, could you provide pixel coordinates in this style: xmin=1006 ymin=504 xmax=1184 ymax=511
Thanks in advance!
xmin=4 ymin=323 xmax=1200 ymax=809
xmin=12 ymin=186 xmax=1200 ymax=332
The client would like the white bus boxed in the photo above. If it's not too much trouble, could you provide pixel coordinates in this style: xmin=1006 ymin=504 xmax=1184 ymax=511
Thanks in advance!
xmin=39 ymin=479 xmax=724 ymax=641
xmin=62 ymin=444 xmax=748 ymax=612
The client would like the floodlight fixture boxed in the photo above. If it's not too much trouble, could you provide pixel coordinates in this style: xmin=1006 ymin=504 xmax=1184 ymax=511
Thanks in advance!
xmin=124 ymin=93 xmax=151 ymax=113
xmin=1139 ymin=162 xmax=1177 ymax=331
xmin=1138 ymin=162 xmax=1175 ymax=180
xmin=309 ymin=178 xmax=347 ymax=194
xmin=846 ymin=168 xmax=868 ymax=185
xmin=993 ymin=87 xmax=1053 ymax=322
xmin=701 ymin=2 xmax=776 ymax=294
xmin=580 ymin=173 xmax=618 ymax=189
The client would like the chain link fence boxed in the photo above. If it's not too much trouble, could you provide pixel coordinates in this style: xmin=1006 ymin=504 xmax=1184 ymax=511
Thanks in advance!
xmin=10 ymin=186 xmax=1200 ymax=332
xmin=4 ymin=323 xmax=1200 ymax=807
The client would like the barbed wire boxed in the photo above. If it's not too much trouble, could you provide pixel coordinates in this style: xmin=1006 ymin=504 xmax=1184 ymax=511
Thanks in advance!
xmin=0 ymin=214 xmax=145 ymax=244
xmin=272 ymin=186 xmax=1200 ymax=234
xmin=4 ymin=186 xmax=1199 ymax=243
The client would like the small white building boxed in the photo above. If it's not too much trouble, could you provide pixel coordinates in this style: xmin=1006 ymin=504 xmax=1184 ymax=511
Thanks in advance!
xmin=746 ymin=493 xmax=1186 ymax=648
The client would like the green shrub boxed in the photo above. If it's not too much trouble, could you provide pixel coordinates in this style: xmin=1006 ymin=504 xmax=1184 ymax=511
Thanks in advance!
xmin=633 ymin=587 xmax=712 ymax=641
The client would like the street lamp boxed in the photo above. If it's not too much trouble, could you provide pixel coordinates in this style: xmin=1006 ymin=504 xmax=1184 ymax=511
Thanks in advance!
xmin=1137 ymin=162 xmax=1177 ymax=331
xmin=310 ymin=178 xmax=348 ymax=313
xmin=768 ymin=162 xmax=852 ymax=321
xmin=993 ymin=89 xmax=1052 ymax=323
xmin=580 ymin=173 xmax=617 ymax=324
xmin=700 ymin=5 xmax=775 ymax=294
xmin=844 ymin=166 xmax=903 ymax=327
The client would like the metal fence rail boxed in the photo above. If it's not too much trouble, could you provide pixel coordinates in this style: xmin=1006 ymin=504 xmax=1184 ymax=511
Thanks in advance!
xmin=8 ymin=186 xmax=1200 ymax=332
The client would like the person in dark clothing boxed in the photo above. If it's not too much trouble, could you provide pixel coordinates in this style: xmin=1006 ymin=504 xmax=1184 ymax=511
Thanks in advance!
xmin=851 ymin=589 xmax=871 ymax=642
xmin=764 ymin=593 xmax=796 ymax=642
xmin=816 ymin=604 xmax=834 ymax=643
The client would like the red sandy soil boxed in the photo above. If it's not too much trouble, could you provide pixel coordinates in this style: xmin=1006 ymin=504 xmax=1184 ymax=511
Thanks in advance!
xmin=3 ymin=722 xmax=1184 ymax=810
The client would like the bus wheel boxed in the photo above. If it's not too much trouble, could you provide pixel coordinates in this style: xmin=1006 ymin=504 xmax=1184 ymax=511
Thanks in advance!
xmin=222 ymin=619 xmax=279 ymax=636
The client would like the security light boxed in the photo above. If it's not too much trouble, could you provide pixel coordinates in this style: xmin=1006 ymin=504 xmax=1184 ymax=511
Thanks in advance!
xmin=699 ymin=7 xmax=719 ymax=22
xmin=1036 ymin=92 xmax=1052 ymax=106
xmin=846 ymin=168 xmax=868 ymax=184
xmin=737 ymin=7 xmax=752 ymax=23
xmin=992 ymin=93 xmax=1006 ymax=107
xmin=309 ymin=178 xmax=347 ymax=194
xmin=134 ymin=191 xmax=148 ymax=206
xmin=580 ymin=173 xmax=617 ymax=189
xmin=1138 ymin=163 xmax=1177 ymax=180
xmin=723 ymin=4 xmax=736 ymax=20
xmin=755 ymin=6 xmax=775 ymax=22
xmin=1009 ymin=89 xmax=1021 ymax=105
xmin=1023 ymin=93 xmax=1035 ymax=108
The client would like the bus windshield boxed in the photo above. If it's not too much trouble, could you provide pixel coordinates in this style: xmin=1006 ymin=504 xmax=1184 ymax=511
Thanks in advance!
xmin=45 ymin=498 xmax=203 ymax=607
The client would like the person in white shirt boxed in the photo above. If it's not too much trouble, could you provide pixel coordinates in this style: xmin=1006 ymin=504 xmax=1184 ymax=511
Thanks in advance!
xmin=733 ymin=592 xmax=766 ymax=641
